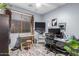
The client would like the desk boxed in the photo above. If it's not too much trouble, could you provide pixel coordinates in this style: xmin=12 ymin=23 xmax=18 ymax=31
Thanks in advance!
xmin=54 ymin=38 xmax=67 ymax=43
xmin=53 ymin=38 xmax=68 ymax=48
xmin=45 ymin=38 xmax=68 ymax=55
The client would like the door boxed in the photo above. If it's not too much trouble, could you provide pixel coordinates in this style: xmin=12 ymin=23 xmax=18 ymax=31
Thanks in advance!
xmin=0 ymin=14 xmax=9 ymax=56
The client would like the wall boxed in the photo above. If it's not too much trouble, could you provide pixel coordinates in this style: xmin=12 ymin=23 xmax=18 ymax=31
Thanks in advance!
xmin=43 ymin=3 xmax=79 ymax=38
xmin=9 ymin=5 xmax=44 ymax=49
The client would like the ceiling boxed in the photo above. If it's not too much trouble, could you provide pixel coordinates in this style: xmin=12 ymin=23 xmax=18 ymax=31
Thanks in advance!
xmin=9 ymin=3 xmax=65 ymax=14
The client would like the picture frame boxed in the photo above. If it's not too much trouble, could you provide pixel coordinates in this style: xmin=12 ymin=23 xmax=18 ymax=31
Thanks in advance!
xmin=51 ymin=18 xmax=57 ymax=26
xmin=58 ymin=23 xmax=66 ymax=30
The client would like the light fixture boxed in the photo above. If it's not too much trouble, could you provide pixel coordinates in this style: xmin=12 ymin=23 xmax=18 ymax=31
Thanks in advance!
xmin=36 ymin=3 xmax=42 ymax=8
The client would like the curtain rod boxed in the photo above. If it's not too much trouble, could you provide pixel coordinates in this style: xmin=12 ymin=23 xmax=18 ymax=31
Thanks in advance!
xmin=11 ymin=9 xmax=33 ymax=17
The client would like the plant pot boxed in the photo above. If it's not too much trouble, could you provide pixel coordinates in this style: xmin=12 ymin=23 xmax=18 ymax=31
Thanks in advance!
xmin=0 ymin=9 xmax=5 ymax=14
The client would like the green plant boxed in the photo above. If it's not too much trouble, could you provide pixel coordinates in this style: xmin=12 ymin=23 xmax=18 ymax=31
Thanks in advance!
xmin=0 ymin=3 xmax=7 ymax=9
xmin=64 ymin=36 xmax=79 ymax=56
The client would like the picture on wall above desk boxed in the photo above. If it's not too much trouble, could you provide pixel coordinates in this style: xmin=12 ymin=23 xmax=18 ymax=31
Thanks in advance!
xmin=58 ymin=23 xmax=66 ymax=30
xmin=51 ymin=18 xmax=57 ymax=26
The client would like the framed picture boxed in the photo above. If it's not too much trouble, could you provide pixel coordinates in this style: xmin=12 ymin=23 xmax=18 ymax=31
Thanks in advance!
xmin=58 ymin=23 xmax=66 ymax=30
xmin=51 ymin=18 xmax=57 ymax=26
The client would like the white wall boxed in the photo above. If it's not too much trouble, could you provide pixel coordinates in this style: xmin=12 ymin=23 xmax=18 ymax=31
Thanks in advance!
xmin=9 ymin=5 xmax=44 ymax=49
xmin=43 ymin=3 xmax=79 ymax=38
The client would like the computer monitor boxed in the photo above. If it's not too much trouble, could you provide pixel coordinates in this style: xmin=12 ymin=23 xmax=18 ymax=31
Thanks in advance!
xmin=35 ymin=22 xmax=45 ymax=34
xmin=35 ymin=22 xmax=45 ymax=29
xmin=48 ymin=28 xmax=60 ymax=34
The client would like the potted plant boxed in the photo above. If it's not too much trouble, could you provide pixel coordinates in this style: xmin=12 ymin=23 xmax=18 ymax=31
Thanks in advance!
xmin=0 ymin=3 xmax=7 ymax=14
xmin=64 ymin=36 xmax=79 ymax=56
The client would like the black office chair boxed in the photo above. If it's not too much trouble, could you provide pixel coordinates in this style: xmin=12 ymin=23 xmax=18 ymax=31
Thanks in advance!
xmin=45 ymin=33 xmax=58 ymax=55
